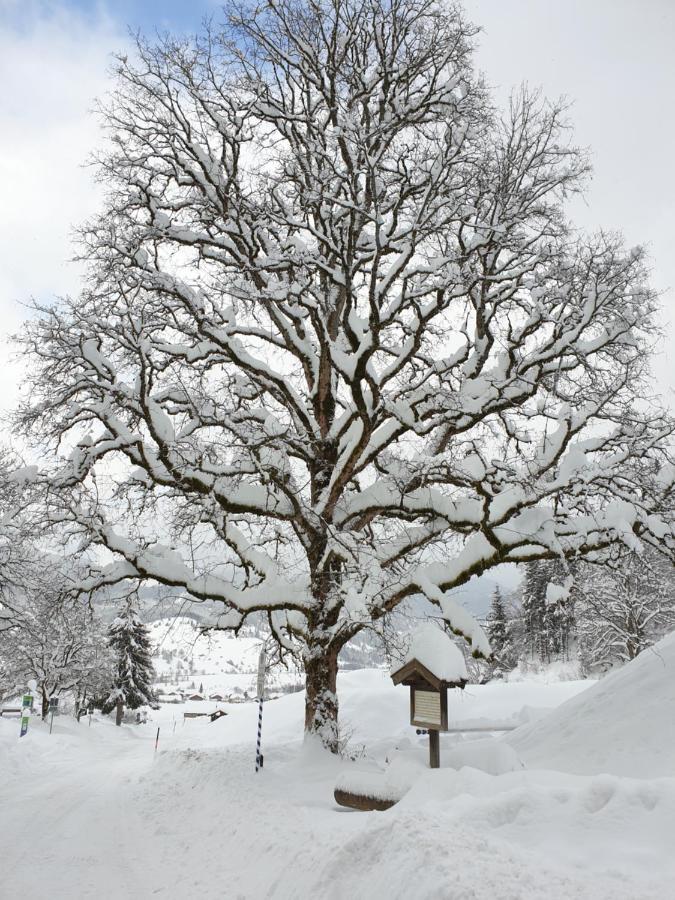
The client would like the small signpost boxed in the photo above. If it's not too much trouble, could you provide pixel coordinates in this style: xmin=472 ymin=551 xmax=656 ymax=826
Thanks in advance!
xmin=19 ymin=692 xmax=33 ymax=739
xmin=334 ymin=626 xmax=469 ymax=813
xmin=390 ymin=626 xmax=468 ymax=769
xmin=48 ymin=696 xmax=59 ymax=735
xmin=255 ymin=647 xmax=266 ymax=772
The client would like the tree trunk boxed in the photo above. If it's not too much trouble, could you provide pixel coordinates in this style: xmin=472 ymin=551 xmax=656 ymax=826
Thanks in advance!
xmin=115 ymin=697 xmax=124 ymax=726
xmin=304 ymin=646 xmax=339 ymax=753
xmin=41 ymin=690 xmax=49 ymax=721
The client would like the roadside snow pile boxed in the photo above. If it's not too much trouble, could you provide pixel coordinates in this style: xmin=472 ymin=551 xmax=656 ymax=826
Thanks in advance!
xmin=398 ymin=622 xmax=468 ymax=681
xmin=444 ymin=737 xmax=523 ymax=775
xmin=334 ymin=753 xmax=423 ymax=804
xmin=335 ymin=736 xmax=523 ymax=806
xmin=2 ymin=671 xmax=672 ymax=900
xmin=140 ymin=744 xmax=675 ymax=900
xmin=508 ymin=630 xmax=675 ymax=778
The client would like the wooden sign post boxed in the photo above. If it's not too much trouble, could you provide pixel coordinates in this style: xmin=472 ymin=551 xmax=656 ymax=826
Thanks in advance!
xmin=429 ymin=729 xmax=440 ymax=769
xmin=391 ymin=658 xmax=466 ymax=769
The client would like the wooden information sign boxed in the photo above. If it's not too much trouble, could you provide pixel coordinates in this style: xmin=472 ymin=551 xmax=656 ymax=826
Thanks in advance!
xmin=391 ymin=657 xmax=466 ymax=769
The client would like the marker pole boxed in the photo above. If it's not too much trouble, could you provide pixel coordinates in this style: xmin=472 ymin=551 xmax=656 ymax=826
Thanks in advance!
xmin=255 ymin=696 xmax=264 ymax=772
xmin=255 ymin=648 xmax=266 ymax=772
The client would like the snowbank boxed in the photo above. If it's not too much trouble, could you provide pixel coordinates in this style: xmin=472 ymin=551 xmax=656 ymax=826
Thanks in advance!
xmin=1 ymin=669 xmax=672 ymax=900
xmin=444 ymin=737 xmax=523 ymax=775
xmin=508 ymin=630 xmax=675 ymax=778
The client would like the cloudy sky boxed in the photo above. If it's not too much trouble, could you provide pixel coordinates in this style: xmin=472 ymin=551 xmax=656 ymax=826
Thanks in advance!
xmin=1 ymin=0 xmax=673 ymax=412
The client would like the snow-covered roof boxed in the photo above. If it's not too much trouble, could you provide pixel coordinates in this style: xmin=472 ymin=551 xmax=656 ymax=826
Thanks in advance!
xmin=392 ymin=623 xmax=468 ymax=685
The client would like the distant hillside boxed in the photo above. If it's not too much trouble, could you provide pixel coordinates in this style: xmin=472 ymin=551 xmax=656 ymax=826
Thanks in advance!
xmin=148 ymin=617 xmax=304 ymax=700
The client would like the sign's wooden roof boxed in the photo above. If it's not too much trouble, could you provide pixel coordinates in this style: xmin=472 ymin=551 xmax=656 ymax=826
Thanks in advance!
xmin=390 ymin=658 xmax=466 ymax=691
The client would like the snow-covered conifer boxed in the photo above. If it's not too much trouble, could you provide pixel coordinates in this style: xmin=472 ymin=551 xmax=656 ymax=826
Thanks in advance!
xmin=486 ymin=587 xmax=507 ymax=663
xmin=521 ymin=563 xmax=548 ymax=662
xmin=102 ymin=599 xmax=157 ymax=723
xmin=522 ymin=560 xmax=577 ymax=664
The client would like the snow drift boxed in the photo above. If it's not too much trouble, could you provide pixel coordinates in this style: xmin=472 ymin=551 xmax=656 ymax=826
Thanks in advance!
xmin=507 ymin=630 xmax=675 ymax=778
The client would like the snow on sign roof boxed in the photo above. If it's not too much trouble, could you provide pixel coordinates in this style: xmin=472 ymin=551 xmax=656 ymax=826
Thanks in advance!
xmin=392 ymin=623 xmax=468 ymax=686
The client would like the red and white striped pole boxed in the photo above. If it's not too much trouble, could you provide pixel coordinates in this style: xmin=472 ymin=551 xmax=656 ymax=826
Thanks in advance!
xmin=255 ymin=648 xmax=266 ymax=772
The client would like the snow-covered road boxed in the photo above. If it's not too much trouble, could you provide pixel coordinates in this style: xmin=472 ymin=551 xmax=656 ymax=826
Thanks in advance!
xmin=2 ymin=667 xmax=674 ymax=900
xmin=0 ymin=726 xmax=165 ymax=898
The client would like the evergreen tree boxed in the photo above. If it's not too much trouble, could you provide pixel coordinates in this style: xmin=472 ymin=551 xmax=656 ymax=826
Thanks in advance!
xmin=102 ymin=599 xmax=157 ymax=723
xmin=521 ymin=560 xmax=578 ymax=664
xmin=504 ymin=597 xmax=526 ymax=671
xmin=486 ymin=587 xmax=508 ymax=657
xmin=486 ymin=587 xmax=518 ymax=674
xmin=521 ymin=562 xmax=548 ymax=661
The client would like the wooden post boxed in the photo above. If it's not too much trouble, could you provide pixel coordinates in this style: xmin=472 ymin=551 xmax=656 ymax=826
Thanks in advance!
xmin=429 ymin=729 xmax=440 ymax=769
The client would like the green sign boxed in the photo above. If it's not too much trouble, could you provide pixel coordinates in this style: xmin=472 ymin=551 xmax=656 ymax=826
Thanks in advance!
xmin=20 ymin=694 xmax=32 ymax=738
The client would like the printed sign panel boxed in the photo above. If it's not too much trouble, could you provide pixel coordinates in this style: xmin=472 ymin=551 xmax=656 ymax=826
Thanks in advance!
xmin=20 ymin=693 xmax=32 ymax=738
xmin=413 ymin=689 xmax=442 ymax=727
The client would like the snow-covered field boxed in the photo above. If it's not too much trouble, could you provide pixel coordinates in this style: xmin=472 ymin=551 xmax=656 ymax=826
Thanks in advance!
xmin=148 ymin=616 xmax=304 ymax=700
xmin=2 ymin=637 xmax=675 ymax=900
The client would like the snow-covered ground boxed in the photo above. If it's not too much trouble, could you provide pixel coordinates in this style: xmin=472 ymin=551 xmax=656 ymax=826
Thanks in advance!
xmin=508 ymin=635 xmax=675 ymax=778
xmin=2 ymin=640 xmax=675 ymax=900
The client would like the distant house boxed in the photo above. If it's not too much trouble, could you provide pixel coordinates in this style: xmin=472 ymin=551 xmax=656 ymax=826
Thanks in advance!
xmin=187 ymin=693 xmax=204 ymax=701
xmin=156 ymin=694 xmax=173 ymax=704
xmin=209 ymin=693 xmax=225 ymax=701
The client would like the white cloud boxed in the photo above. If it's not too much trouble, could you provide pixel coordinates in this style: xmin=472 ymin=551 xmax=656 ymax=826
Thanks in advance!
xmin=0 ymin=2 xmax=127 ymax=407
xmin=469 ymin=0 xmax=675 ymax=403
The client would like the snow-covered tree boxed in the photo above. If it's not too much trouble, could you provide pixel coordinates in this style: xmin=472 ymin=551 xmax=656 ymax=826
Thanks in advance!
xmin=521 ymin=559 xmax=577 ymax=664
xmin=576 ymin=551 xmax=675 ymax=673
xmin=15 ymin=0 xmax=675 ymax=749
xmin=0 ymin=450 xmax=43 ymax=633
xmin=102 ymin=599 xmax=157 ymax=723
xmin=521 ymin=562 xmax=547 ymax=661
xmin=486 ymin=587 xmax=507 ymax=665
xmin=0 ymin=588 xmax=109 ymax=718
xmin=484 ymin=586 xmax=520 ymax=675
